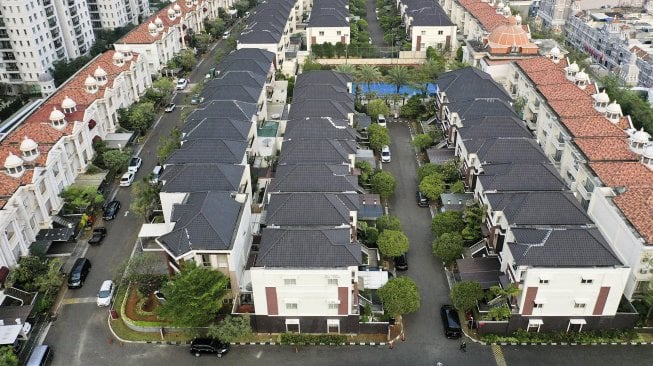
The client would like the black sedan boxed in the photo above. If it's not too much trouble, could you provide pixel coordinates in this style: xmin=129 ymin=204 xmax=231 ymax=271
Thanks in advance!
xmin=102 ymin=200 xmax=121 ymax=220
xmin=189 ymin=338 xmax=230 ymax=358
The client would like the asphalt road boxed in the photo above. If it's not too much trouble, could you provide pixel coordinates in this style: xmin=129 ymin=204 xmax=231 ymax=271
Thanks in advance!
xmin=366 ymin=0 xmax=386 ymax=47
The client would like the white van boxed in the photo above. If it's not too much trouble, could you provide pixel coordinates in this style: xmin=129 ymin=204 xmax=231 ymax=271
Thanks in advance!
xmin=149 ymin=165 xmax=163 ymax=185
xmin=377 ymin=114 xmax=387 ymax=127
xmin=381 ymin=145 xmax=391 ymax=163
xmin=27 ymin=345 xmax=53 ymax=366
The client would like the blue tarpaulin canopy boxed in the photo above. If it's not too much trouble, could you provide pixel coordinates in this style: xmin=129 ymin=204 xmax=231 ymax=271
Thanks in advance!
xmin=354 ymin=82 xmax=438 ymax=96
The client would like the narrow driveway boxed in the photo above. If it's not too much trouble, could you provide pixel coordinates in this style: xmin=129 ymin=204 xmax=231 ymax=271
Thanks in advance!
xmin=383 ymin=121 xmax=493 ymax=365
xmin=366 ymin=0 xmax=386 ymax=47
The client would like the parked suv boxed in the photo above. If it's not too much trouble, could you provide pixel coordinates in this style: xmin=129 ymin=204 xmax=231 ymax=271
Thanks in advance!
xmin=416 ymin=191 xmax=429 ymax=207
xmin=189 ymin=338 xmax=230 ymax=358
xmin=103 ymin=200 xmax=121 ymax=220
xmin=440 ymin=305 xmax=462 ymax=339
xmin=67 ymin=258 xmax=91 ymax=289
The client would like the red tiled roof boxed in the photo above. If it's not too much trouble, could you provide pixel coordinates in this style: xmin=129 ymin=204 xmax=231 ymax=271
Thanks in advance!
xmin=574 ymin=137 xmax=639 ymax=162
xmin=538 ymin=84 xmax=593 ymax=103
xmin=590 ymin=162 xmax=653 ymax=187
xmin=548 ymin=100 xmax=599 ymax=118
xmin=460 ymin=1 xmax=510 ymax=31
xmin=120 ymin=0 xmax=198 ymax=44
xmin=523 ymin=69 xmax=570 ymax=86
xmin=562 ymin=116 xmax=628 ymax=138
xmin=613 ymin=187 xmax=653 ymax=244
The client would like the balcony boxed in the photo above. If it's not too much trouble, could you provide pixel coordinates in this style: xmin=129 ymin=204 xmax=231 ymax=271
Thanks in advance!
xmin=70 ymin=8 xmax=78 ymax=17
xmin=528 ymin=100 xmax=540 ymax=112
xmin=5 ymin=64 xmax=19 ymax=71
xmin=0 ymin=31 xmax=7 ymax=39
xmin=2 ymin=52 xmax=15 ymax=60
xmin=46 ymin=8 xmax=54 ymax=18
xmin=48 ymin=19 xmax=57 ymax=28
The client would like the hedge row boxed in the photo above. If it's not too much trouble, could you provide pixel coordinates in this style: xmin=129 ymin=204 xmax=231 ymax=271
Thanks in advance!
xmin=279 ymin=333 xmax=347 ymax=345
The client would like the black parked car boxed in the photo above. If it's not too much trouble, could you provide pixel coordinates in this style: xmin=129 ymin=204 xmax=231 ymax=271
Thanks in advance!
xmin=440 ymin=305 xmax=462 ymax=339
xmin=394 ymin=253 xmax=408 ymax=271
xmin=88 ymin=227 xmax=107 ymax=245
xmin=67 ymin=258 xmax=92 ymax=289
xmin=189 ymin=338 xmax=230 ymax=358
xmin=103 ymin=200 xmax=121 ymax=220
xmin=416 ymin=191 xmax=429 ymax=207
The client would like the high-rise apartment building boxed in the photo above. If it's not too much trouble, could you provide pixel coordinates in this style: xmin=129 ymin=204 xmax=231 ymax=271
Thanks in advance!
xmin=87 ymin=0 xmax=150 ymax=29
xmin=0 ymin=0 xmax=95 ymax=95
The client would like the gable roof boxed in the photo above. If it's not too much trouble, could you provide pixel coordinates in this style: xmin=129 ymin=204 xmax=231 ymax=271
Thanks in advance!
xmin=269 ymin=163 xmax=361 ymax=193
xmin=285 ymin=117 xmax=357 ymax=140
xmin=486 ymin=191 xmax=593 ymax=226
xmin=160 ymin=163 xmax=244 ymax=193
xmin=158 ymin=192 xmax=243 ymax=257
xmin=508 ymin=227 xmax=623 ymax=267
xmin=288 ymin=100 xmax=354 ymax=120
xmin=457 ymin=116 xmax=532 ymax=140
xmin=255 ymin=227 xmax=362 ymax=267
xmin=294 ymin=71 xmax=352 ymax=89
xmin=265 ymin=192 xmax=359 ymax=227
xmin=465 ymin=138 xmax=548 ymax=164
xmin=164 ymin=139 xmax=247 ymax=165
xmin=479 ymin=162 xmax=567 ymax=192
xmin=309 ymin=0 xmax=349 ymax=27
xmin=447 ymin=98 xmax=516 ymax=119
xmin=436 ymin=67 xmax=512 ymax=103
xmin=181 ymin=117 xmax=252 ymax=141
xmin=186 ymin=100 xmax=257 ymax=122
xmin=218 ymin=48 xmax=275 ymax=75
xmin=279 ymin=139 xmax=355 ymax=165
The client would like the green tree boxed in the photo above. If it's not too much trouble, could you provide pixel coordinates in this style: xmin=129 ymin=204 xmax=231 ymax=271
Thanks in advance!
xmin=117 ymin=253 xmax=168 ymax=295
xmin=147 ymin=77 xmax=175 ymax=106
xmin=412 ymin=134 xmax=433 ymax=151
xmin=355 ymin=160 xmax=373 ymax=185
xmin=204 ymin=18 xmax=226 ymax=38
xmin=432 ymin=232 xmax=464 ymax=267
xmin=59 ymin=185 xmax=104 ymax=213
xmin=334 ymin=42 xmax=347 ymax=58
xmin=130 ymin=179 xmax=161 ymax=220
xmin=367 ymin=99 xmax=389 ymax=119
xmin=386 ymin=66 xmax=412 ymax=93
xmin=51 ymin=56 xmax=91 ymax=86
xmin=378 ymin=276 xmax=420 ymax=317
xmin=302 ymin=57 xmax=323 ymax=72
xmin=461 ymin=205 xmax=484 ymax=242
xmin=450 ymin=180 xmax=466 ymax=193
xmin=449 ymin=61 xmax=470 ymax=71
xmin=450 ymin=281 xmax=484 ymax=312
xmin=487 ymin=305 xmax=512 ymax=321
xmin=207 ymin=314 xmax=252 ymax=342
xmin=377 ymin=229 xmax=409 ymax=257
xmin=122 ymin=102 xmax=156 ymax=134
xmin=368 ymin=123 xmax=390 ymax=151
xmin=417 ymin=163 xmax=440 ymax=182
xmin=439 ymin=160 xmax=461 ymax=183
xmin=322 ymin=42 xmax=335 ymax=58
xmin=178 ymin=50 xmax=197 ymax=72
xmin=400 ymin=95 xmax=426 ymax=119
xmin=0 ymin=346 xmax=18 ymax=366
xmin=412 ymin=60 xmax=444 ymax=97
xmin=431 ymin=211 xmax=465 ymax=237
xmin=6 ymin=256 xmax=62 ymax=293
xmin=376 ymin=214 xmax=402 ymax=233
xmin=157 ymin=262 xmax=230 ymax=327
xmin=419 ymin=173 xmax=446 ymax=200
xmin=192 ymin=33 xmax=213 ymax=54
xmin=356 ymin=65 xmax=382 ymax=96
xmin=157 ymin=127 xmax=182 ymax=162
xmin=370 ymin=170 xmax=396 ymax=199
xmin=455 ymin=46 xmax=464 ymax=62
xmin=335 ymin=64 xmax=357 ymax=75
xmin=102 ymin=149 xmax=131 ymax=173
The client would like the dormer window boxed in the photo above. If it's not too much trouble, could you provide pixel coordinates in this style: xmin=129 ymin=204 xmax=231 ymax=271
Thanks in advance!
xmin=63 ymin=106 xmax=76 ymax=114
xmin=7 ymin=165 xmax=23 ymax=175
xmin=96 ymin=74 xmax=106 ymax=83
xmin=52 ymin=118 xmax=66 ymax=129
xmin=186 ymin=0 xmax=192 ymax=6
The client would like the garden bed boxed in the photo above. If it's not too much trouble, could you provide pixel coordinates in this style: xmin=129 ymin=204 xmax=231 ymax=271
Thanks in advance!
xmin=124 ymin=287 xmax=161 ymax=322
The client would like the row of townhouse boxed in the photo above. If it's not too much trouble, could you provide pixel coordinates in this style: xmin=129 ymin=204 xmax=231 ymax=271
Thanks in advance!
xmin=143 ymin=48 xmax=278 ymax=308
xmin=496 ymin=55 xmax=653 ymax=300
xmin=306 ymin=0 xmax=349 ymax=52
xmin=439 ymin=0 xmax=511 ymax=43
xmin=435 ymin=67 xmax=634 ymax=333
xmin=396 ymin=0 xmax=458 ymax=52
xmin=248 ymin=70 xmax=387 ymax=334
xmin=0 ymin=0 xmax=224 ymax=267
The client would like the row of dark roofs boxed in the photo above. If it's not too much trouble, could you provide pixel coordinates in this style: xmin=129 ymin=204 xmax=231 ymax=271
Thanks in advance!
xmin=399 ymin=0 xmax=454 ymax=27
xmin=436 ymin=67 xmax=623 ymax=268
xmin=239 ymin=0 xmax=295 ymax=45
xmin=157 ymin=48 xmax=276 ymax=257
xmin=256 ymin=70 xmax=368 ymax=268
xmin=308 ymin=0 xmax=349 ymax=28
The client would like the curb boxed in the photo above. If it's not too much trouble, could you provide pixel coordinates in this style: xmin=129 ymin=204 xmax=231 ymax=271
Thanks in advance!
xmin=486 ymin=341 xmax=653 ymax=346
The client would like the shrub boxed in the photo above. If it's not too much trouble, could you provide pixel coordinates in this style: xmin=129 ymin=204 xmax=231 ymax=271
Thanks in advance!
xmin=279 ymin=333 xmax=347 ymax=345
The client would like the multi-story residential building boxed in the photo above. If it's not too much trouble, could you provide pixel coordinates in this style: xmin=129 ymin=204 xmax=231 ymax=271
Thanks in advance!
xmin=0 ymin=0 xmax=95 ymax=95
xmin=497 ymin=55 xmax=653 ymax=300
xmin=439 ymin=0 xmax=510 ymax=42
xmin=433 ymin=67 xmax=635 ymax=332
xmin=87 ymin=0 xmax=151 ymax=29
xmin=538 ymin=0 xmax=643 ymax=32
xmin=306 ymin=0 xmax=349 ymax=52
xmin=0 ymin=49 xmax=151 ymax=267
xmin=397 ymin=0 xmax=458 ymax=52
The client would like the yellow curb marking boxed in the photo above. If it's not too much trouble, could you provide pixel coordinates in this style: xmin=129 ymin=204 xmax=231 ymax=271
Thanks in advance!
xmin=62 ymin=297 xmax=96 ymax=305
xmin=492 ymin=344 xmax=507 ymax=366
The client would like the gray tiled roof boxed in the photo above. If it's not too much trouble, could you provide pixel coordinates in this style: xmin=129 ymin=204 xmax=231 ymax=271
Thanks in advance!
xmin=181 ymin=117 xmax=252 ymax=141
xmin=285 ymin=117 xmax=357 ymax=140
xmin=358 ymin=194 xmax=383 ymax=220
xmin=201 ymin=84 xmax=262 ymax=104
xmin=309 ymin=0 xmax=349 ymax=27
xmin=466 ymin=138 xmax=548 ymax=164
xmin=508 ymin=227 xmax=623 ymax=267
xmin=478 ymin=162 xmax=567 ymax=192
xmin=269 ymin=163 xmax=361 ymax=193
xmin=239 ymin=0 xmax=294 ymax=44
xmin=294 ymin=71 xmax=352 ymax=89
xmin=293 ymin=84 xmax=354 ymax=103
xmin=436 ymin=67 xmax=512 ymax=103
xmin=160 ymin=163 xmax=244 ymax=193
xmin=447 ymin=98 xmax=516 ymax=120
xmin=255 ymin=227 xmax=362 ymax=267
xmin=279 ymin=138 xmax=356 ymax=164
xmin=486 ymin=192 xmax=593 ymax=226
xmin=158 ymin=192 xmax=243 ymax=257
xmin=288 ymin=100 xmax=353 ymax=120
xmin=186 ymin=100 xmax=257 ymax=122
xmin=206 ymin=72 xmax=265 ymax=90
xmin=265 ymin=192 xmax=360 ymax=227
xmin=404 ymin=1 xmax=454 ymax=26
xmin=218 ymin=48 xmax=274 ymax=75
xmin=164 ymin=139 xmax=247 ymax=165
xmin=457 ymin=116 xmax=532 ymax=140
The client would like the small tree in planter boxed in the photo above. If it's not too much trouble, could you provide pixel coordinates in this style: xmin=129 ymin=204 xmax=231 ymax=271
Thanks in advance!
xmin=432 ymin=232 xmax=464 ymax=268
xmin=207 ymin=314 xmax=252 ymax=342
xmin=450 ymin=280 xmax=484 ymax=313
xmin=377 ymin=229 xmax=409 ymax=258
xmin=376 ymin=214 xmax=402 ymax=233
xmin=378 ymin=276 xmax=420 ymax=318
xmin=431 ymin=211 xmax=465 ymax=237
xmin=370 ymin=170 xmax=396 ymax=199
xmin=411 ymin=133 xmax=433 ymax=151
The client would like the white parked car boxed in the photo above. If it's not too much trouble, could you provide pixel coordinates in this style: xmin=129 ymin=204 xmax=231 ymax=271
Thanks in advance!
xmin=120 ymin=172 xmax=135 ymax=187
xmin=381 ymin=145 xmax=391 ymax=163
xmin=97 ymin=280 xmax=114 ymax=307
xmin=128 ymin=157 xmax=142 ymax=173
xmin=176 ymin=78 xmax=188 ymax=90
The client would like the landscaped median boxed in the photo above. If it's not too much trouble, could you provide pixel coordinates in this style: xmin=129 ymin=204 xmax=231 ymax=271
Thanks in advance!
xmin=478 ymin=329 xmax=653 ymax=346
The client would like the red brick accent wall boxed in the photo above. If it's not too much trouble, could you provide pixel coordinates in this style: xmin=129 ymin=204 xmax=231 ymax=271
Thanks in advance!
xmin=265 ymin=287 xmax=278 ymax=315
xmin=311 ymin=36 xmax=316 ymax=45
xmin=522 ymin=287 xmax=538 ymax=315
xmin=416 ymin=36 xmax=421 ymax=51
xmin=338 ymin=287 xmax=348 ymax=315
xmin=593 ymin=287 xmax=610 ymax=315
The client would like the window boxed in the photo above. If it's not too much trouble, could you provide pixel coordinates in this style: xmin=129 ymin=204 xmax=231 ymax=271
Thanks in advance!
xmin=286 ymin=303 xmax=298 ymax=310
xmin=327 ymin=278 xmax=338 ymax=285
xmin=574 ymin=302 xmax=586 ymax=309
xmin=328 ymin=303 xmax=339 ymax=309
xmin=539 ymin=279 xmax=549 ymax=284
xmin=284 ymin=278 xmax=297 ymax=285
xmin=200 ymin=254 xmax=211 ymax=266
xmin=534 ymin=302 xmax=544 ymax=309
xmin=438 ymin=30 xmax=443 ymax=35
xmin=421 ymin=30 xmax=426 ymax=35
xmin=581 ymin=278 xmax=593 ymax=284
xmin=319 ymin=31 xmax=324 ymax=36
xmin=336 ymin=31 xmax=341 ymax=35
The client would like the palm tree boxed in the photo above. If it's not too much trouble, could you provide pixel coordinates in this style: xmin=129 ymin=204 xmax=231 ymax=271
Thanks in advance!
xmin=386 ymin=65 xmax=412 ymax=94
xmin=335 ymin=64 xmax=357 ymax=76
xmin=356 ymin=65 xmax=382 ymax=98
xmin=412 ymin=59 xmax=445 ymax=99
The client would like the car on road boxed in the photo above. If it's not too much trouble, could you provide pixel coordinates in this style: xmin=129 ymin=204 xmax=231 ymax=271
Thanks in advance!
xmin=88 ymin=227 xmax=107 ymax=245
xmin=440 ymin=305 xmax=462 ymax=339
xmin=377 ymin=114 xmax=387 ymax=127
xmin=416 ymin=191 xmax=429 ymax=207
xmin=96 ymin=280 xmax=114 ymax=307
xmin=176 ymin=78 xmax=188 ymax=90
xmin=189 ymin=338 xmax=230 ymax=358
xmin=103 ymin=200 xmax=121 ymax=220
xmin=164 ymin=103 xmax=176 ymax=112
xmin=120 ymin=172 xmax=135 ymax=187
xmin=67 ymin=258 xmax=91 ymax=289
xmin=190 ymin=94 xmax=204 ymax=105
xmin=394 ymin=253 xmax=408 ymax=271
xmin=381 ymin=145 xmax=391 ymax=163
xmin=128 ymin=157 xmax=142 ymax=172
xmin=222 ymin=31 xmax=230 ymax=39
